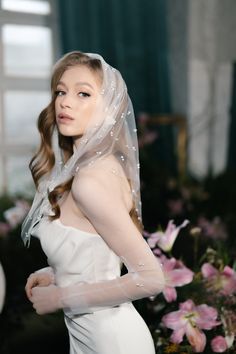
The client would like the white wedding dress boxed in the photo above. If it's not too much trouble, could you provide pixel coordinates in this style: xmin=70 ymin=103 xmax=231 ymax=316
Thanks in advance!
xmin=34 ymin=216 xmax=156 ymax=354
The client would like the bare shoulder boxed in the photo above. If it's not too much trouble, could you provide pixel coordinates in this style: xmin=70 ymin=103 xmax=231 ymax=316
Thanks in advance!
xmin=80 ymin=154 xmax=125 ymax=176
xmin=71 ymin=155 xmax=124 ymax=205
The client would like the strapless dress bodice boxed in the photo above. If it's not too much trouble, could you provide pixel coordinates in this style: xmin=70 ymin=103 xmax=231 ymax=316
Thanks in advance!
xmin=33 ymin=217 xmax=122 ymax=287
xmin=32 ymin=217 xmax=156 ymax=354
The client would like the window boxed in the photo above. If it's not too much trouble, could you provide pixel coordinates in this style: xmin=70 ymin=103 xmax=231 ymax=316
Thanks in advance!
xmin=2 ymin=0 xmax=51 ymax=14
xmin=0 ymin=0 xmax=60 ymax=197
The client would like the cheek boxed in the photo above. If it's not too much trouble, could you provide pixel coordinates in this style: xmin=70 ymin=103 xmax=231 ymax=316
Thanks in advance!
xmin=55 ymin=99 xmax=60 ymax=113
xmin=81 ymin=100 xmax=95 ymax=114
xmin=77 ymin=100 xmax=97 ymax=122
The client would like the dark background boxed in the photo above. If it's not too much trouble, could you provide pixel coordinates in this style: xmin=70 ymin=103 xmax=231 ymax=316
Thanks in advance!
xmin=1 ymin=1 xmax=236 ymax=353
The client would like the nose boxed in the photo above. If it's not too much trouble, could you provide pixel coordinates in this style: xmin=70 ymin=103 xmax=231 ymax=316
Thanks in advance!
xmin=60 ymin=94 xmax=73 ymax=109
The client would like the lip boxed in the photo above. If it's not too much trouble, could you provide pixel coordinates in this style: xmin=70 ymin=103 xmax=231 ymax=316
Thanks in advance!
xmin=57 ymin=113 xmax=74 ymax=124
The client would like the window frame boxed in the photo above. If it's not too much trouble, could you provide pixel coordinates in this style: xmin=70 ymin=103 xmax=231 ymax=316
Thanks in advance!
xmin=0 ymin=0 xmax=60 ymax=195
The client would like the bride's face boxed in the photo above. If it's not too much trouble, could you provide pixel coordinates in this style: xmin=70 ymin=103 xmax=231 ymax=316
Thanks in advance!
xmin=55 ymin=65 xmax=102 ymax=144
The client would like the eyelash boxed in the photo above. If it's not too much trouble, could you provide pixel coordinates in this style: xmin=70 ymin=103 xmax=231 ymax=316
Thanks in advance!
xmin=78 ymin=92 xmax=90 ymax=97
xmin=55 ymin=90 xmax=90 ymax=98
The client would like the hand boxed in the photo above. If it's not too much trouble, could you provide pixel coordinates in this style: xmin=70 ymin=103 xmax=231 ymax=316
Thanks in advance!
xmin=31 ymin=284 xmax=62 ymax=315
xmin=25 ymin=272 xmax=54 ymax=300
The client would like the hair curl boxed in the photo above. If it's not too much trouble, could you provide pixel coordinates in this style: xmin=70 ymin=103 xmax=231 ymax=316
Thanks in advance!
xmin=30 ymin=51 xmax=143 ymax=233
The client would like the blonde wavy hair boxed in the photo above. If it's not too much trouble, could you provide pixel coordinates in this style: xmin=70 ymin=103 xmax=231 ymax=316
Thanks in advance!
xmin=29 ymin=51 xmax=143 ymax=233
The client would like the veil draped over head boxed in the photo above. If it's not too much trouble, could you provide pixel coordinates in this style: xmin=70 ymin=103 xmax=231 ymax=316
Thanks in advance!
xmin=21 ymin=52 xmax=142 ymax=246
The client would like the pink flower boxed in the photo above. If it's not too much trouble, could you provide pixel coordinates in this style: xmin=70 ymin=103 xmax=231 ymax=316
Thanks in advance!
xmin=160 ymin=256 xmax=194 ymax=302
xmin=201 ymin=263 xmax=236 ymax=295
xmin=197 ymin=216 xmax=227 ymax=240
xmin=162 ymin=299 xmax=220 ymax=352
xmin=146 ymin=219 xmax=189 ymax=252
xmin=211 ymin=336 xmax=228 ymax=353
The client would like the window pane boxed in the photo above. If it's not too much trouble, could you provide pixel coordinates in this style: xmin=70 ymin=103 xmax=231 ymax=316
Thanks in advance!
xmin=4 ymin=91 xmax=50 ymax=144
xmin=2 ymin=0 xmax=50 ymax=14
xmin=6 ymin=155 xmax=35 ymax=197
xmin=2 ymin=24 xmax=52 ymax=77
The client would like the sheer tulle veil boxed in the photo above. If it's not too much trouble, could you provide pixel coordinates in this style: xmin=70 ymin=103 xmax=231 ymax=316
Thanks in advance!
xmin=21 ymin=52 xmax=142 ymax=246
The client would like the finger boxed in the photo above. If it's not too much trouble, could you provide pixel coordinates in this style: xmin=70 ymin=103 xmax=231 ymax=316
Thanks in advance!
xmin=28 ymin=274 xmax=50 ymax=288
xmin=25 ymin=286 xmax=33 ymax=300
xmin=25 ymin=283 xmax=33 ymax=299
xmin=36 ymin=308 xmax=45 ymax=315
xmin=33 ymin=303 xmax=44 ymax=315
xmin=25 ymin=279 xmax=35 ymax=298
xmin=25 ymin=277 xmax=38 ymax=299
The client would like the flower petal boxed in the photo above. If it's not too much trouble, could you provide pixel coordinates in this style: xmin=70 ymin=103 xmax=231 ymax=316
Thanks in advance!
xmin=147 ymin=232 xmax=163 ymax=248
xmin=170 ymin=327 xmax=186 ymax=344
xmin=211 ymin=336 xmax=228 ymax=353
xmin=186 ymin=323 xmax=206 ymax=352
xmin=201 ymin=263 xmax=218 ymax=278
xmin=195 ymin=304 xmax=220 ymax=329
xmin=163 ymin=286 xmax=177 ymax=302
xmin=163 ymin=257 xmax=176 ymax=272
xmin=166 ymin=267 xmax=194 ymax=287
xmin=156 ymin=219 xmax=189 ymax=252
xmin=179 ymin=299 xmax=195 ymax=311
xmin=222 ymin=265 xmax=234 ymax=277
xmin=162 ymin=310 xmax=187 ymax=330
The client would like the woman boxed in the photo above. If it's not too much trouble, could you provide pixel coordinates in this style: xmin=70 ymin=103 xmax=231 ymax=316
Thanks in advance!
xmin=22 ymin=51 xmax=165 ymax=354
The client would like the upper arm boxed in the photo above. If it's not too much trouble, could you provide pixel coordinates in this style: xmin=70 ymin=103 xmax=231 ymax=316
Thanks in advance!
xmin=71 ymin=167 xmax=146 ymax=258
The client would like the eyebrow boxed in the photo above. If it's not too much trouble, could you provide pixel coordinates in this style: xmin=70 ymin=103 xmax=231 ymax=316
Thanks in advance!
xmin=57 ymin=81 xmax=94 ymax=90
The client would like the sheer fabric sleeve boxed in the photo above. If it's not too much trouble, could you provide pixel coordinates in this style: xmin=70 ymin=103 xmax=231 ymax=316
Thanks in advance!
xmin=35 ymin=266 xmax=56 ymax=284
xmin=59 ymin=167 xmax=165 ymax=315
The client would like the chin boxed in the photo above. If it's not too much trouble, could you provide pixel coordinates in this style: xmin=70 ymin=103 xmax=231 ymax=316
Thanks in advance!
xmin=58 ymin=126 xmax=82 ymax=137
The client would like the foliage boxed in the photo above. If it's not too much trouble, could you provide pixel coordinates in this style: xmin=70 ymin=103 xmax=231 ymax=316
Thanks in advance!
xmin=137 ymin=114 xmax=236 ymax=353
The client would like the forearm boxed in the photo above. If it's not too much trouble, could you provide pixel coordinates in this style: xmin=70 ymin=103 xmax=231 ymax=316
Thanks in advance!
xmin=60 ymin=267 xmax=165 ymax=316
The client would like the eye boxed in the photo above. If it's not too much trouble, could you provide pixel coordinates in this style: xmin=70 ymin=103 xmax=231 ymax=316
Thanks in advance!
xmin=78 ymin=92 xmax=90 ymax=98
xmin=55 ymin=90 xmax=65 ymax=96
